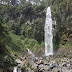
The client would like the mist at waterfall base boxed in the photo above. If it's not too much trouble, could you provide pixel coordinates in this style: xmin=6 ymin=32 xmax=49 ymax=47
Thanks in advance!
xmin=45 ymin=7 xmax=53 ymax=56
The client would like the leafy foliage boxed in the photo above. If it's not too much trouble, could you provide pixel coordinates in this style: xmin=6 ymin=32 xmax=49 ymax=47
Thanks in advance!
xmin=51 ymin=0 xmax=72 ymax=50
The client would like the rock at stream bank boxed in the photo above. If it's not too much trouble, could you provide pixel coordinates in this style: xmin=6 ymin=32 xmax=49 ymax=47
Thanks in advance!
xmin=5 ymin=49 xmax=72 ymax=72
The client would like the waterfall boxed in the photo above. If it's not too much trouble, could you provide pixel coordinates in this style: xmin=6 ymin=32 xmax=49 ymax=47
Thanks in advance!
xmin=45 ymin=7 xmax=53 ymax=56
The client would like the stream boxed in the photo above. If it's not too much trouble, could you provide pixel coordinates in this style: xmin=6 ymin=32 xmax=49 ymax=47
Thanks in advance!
xmin=13 ymin=66 xmax=21 ymax=72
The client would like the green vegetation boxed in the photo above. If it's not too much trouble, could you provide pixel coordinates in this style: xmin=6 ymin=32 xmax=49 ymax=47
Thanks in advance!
xmin=0 ymin=1 xmax=45 ymax=66
xmin=51 ymin=0 xmax=72 ymax=51
xmin=0 ymin=22 xmax=15 ymax=67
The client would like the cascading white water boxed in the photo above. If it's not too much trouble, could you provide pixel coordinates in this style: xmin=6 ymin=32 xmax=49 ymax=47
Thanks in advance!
xmin=13 ymin=66 xmax=21 ymax=72
xmin=13 ymin=67 xmax=17 ymax=72
xmin=45 ymin=7 xmax=53 ymax=56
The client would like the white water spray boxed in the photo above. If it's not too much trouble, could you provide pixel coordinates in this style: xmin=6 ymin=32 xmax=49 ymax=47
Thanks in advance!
xmin=45 ymin=7 xmax=53 ymax=56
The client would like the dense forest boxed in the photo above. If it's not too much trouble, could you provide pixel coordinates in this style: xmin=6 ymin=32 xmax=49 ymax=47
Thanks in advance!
xmin=0 ymin=0 xmax=72 ymax=68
